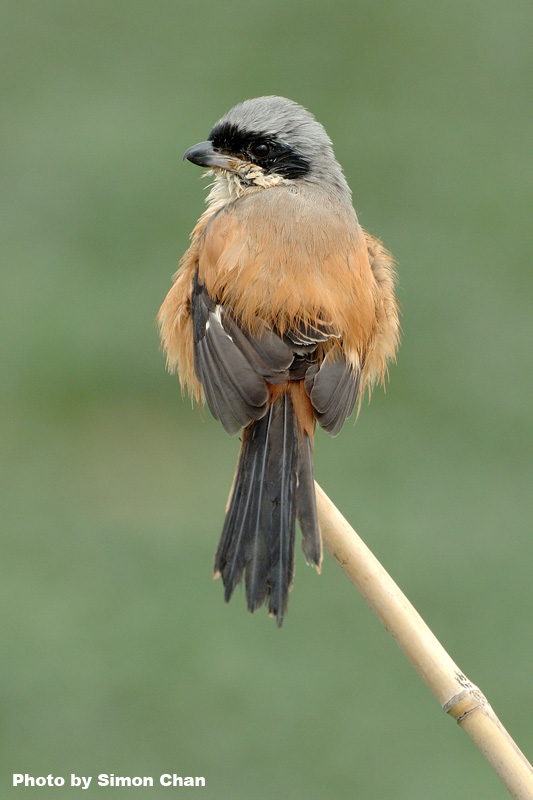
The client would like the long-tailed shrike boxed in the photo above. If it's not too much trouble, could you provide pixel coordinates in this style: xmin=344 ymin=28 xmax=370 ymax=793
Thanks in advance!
xmin=158 ymin=96 xmax=399 ymax=625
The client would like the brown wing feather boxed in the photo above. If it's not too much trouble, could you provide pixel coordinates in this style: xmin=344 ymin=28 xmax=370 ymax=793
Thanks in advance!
xmin=361 ymin=230 xmax=400 ymax=391
xmin=157 ymin=217 xmax=205 ymax=403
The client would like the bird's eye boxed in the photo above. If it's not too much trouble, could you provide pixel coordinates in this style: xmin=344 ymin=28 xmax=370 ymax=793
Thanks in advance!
xmin=250 ymin=142 xmax=270 ymax=158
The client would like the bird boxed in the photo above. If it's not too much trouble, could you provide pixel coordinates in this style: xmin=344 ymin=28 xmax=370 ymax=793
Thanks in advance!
xmin=158 ymin=96 xmax=399 ymax=626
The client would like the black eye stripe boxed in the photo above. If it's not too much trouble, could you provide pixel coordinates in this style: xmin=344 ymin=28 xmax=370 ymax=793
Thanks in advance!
xmin=208 ymin=122 xmax=310 ymax=180
xmin=209 ymin=122 xmax=252 ymax=153
xmin=209 ymin=123 xmax=271 ymax=157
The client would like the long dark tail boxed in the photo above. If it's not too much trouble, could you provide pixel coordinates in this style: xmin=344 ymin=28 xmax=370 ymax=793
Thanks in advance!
xmin=214 ymin=392 xmax=321 ymax=626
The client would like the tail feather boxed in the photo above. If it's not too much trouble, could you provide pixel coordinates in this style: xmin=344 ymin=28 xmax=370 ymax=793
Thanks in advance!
xmin=216 ymin=436 xmax=261 ymax=598
xmin=265 ymin=395 xmax=297 ymax=622
xmin=243 ymin=415 xmax=273 ymax=612
xmin=214 ymin=392 xmax=320 ymax=626
xmin=296 ymin=433 xmax=322 ymax=569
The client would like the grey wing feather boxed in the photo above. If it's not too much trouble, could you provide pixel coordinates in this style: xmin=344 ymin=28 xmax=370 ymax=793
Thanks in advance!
xmin=196 ymin=326 xmax=267 ymax=434
xmin=305 ymin=350 xmax=361 ymax=436
xmin=221 ymin=313 xmax=294 ymax=382
xmin=284 ymin=319 xmax=340 ymax=347
xmin=192 ymin=274 xmax=294 ymax=434
xmin=192 ymin=272 xmax=359 ymax=438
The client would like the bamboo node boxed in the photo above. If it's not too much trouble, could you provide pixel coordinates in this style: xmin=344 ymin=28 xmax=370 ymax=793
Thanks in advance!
xmin=456 ymin=705 xmax=482 ymax=724
xmin=442 ymin=686 xmax=491 ymax=725
xmin=442 ymin=689 xmax=471 ymax=714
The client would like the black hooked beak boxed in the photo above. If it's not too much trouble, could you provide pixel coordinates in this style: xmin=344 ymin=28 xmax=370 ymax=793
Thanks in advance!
xmin=183 ymin=141 xmax=237 ymax=171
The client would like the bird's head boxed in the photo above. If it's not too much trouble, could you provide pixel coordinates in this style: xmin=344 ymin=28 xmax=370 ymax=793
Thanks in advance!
xmin=183 ymin=96 xmax=350 ymax=200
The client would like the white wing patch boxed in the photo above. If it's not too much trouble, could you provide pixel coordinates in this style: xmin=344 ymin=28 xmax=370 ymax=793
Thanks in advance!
xmin=212 ymin=304 xmax=233 ymax=342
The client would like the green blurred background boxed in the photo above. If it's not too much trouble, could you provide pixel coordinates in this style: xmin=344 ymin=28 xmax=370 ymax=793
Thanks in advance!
xmin=2 ymin=1 xmax=532 ymax=797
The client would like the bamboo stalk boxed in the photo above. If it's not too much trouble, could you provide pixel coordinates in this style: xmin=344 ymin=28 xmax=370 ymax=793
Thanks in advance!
xmin=314 ymin=481 xmax=533 ymax=800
